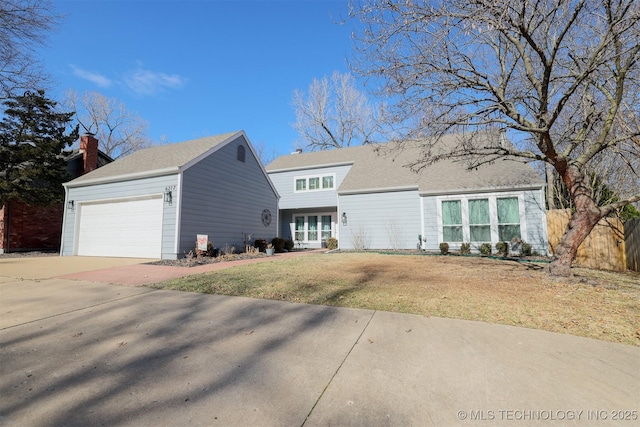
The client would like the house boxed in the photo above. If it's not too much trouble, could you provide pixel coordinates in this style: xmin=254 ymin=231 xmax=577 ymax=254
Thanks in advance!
xmin=265 ymin=132 xmax=549 ymax=254
xmin=60 ymin=131 xmax=278 ymax=259
xmin=0 ymin=134 xmax=112 ymax=253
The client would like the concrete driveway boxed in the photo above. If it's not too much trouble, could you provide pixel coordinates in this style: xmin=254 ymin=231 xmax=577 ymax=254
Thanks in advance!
xmin=1 ymin=257 xmax=638 ymax=426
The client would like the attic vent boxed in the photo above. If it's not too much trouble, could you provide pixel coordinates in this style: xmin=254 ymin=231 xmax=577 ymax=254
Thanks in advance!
xmin=237 ymin=145 xmax=246 ymax=162
xmin=292 ymin=148 xmax=303 ymax=154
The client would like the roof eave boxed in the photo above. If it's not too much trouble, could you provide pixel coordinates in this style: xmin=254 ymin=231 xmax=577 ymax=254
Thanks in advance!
xmin=338 ymin=185 xmax=419 ymax=195
xmin=418 ymin=183 xmax=545 ymax=197
xmin=64 ymin=167 xmax=180 ymax=188
xmin=267 ymin=161 xmax=355 ymax=174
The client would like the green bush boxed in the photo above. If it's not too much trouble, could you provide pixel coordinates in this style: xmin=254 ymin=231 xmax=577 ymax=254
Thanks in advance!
xmin=496 ymin=241 xmax=509 ymax=257
xmin=271 ymin=237 xmax=285 ymax=252
xmin=284 ymin=239 xmax=295 ymax=251
xmin=521 ymin=242 xmax=533 ymax=257
xmin=480 ymin=243 xmax=492 ymax=255
xmin=326 ymin=237 xmax=338 ymax=250
xmin=439 ymin=242 xmax=449 ymax=255
xmin=460 ymin=242 xmax=471 ymax=255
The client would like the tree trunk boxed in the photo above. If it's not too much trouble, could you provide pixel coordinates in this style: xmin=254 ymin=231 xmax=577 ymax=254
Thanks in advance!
xmin=545 ymin=164 xmax=603 ymax=276
xmin=546 ymin=208 xmax=602 ymax=276
xmin=546 ymin=163 xmax=556 ymax=209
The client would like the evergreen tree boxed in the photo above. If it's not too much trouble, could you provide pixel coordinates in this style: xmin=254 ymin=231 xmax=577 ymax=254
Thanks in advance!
xmin=0 ymin=90 xmax=79 ymax=205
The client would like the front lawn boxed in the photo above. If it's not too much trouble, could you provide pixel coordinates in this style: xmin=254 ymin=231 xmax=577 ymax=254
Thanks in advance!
xmin=150 ymin=252 xmax=640 ymax=346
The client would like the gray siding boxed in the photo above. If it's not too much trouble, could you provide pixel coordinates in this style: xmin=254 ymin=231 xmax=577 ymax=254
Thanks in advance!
xmin=338 ymin=190 xmax=421 ymax=250
xmin=268 ymin=165 xmax=351 ymax=210
xmin=61 ymin=174 xmax=179 ymax=258
xmin=421 ymin=196 xmax=439 ymax=250
xmin=523 ymin=188 xmax=548 ymax=255
xmin=179 ymin=135 xmax=278 ymax=255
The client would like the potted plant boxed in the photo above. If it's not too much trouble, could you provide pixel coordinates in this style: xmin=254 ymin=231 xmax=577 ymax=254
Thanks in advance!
xmin=265 ymin=243 xmax=275 ymax=256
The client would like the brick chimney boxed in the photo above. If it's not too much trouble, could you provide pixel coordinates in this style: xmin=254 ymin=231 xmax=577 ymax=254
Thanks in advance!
xmin=80 ymin=133 xmax=98 ymax=174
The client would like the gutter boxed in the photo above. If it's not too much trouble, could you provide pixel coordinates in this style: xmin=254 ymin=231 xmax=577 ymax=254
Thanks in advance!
xmin=267 ymin=161 xmax=355 ymax=174
xmin=418 ymin=183 xmax=544 ymax=197
xmin=64 ymin=167 xmax=180 ymax=188
xmin=338 ymin=185 xmax=419 ymax=195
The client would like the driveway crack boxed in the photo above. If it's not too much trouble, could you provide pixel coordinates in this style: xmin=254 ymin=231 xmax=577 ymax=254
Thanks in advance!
xmin=301 ymin=309 xmax=377 ymax=426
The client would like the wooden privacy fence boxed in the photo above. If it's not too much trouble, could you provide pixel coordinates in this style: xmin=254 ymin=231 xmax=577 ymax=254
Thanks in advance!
xmin=625 ymin=218 xmax=640 ymax=272
xmin=547 ymin=209 xmax=626 ymax=272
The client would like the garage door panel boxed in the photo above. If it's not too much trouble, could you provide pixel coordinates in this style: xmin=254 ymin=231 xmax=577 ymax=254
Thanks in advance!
xmin=77 ymin=197 xmax=163 ymax=258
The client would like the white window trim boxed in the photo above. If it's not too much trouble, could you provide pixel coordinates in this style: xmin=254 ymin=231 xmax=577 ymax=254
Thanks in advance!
xmin=293 ymin=173 xmax=336 ymax=193
xmin=436 ymin=192 xmax=527 ymax=246
xmin=292 ymin=213 xmax=336 ymax=243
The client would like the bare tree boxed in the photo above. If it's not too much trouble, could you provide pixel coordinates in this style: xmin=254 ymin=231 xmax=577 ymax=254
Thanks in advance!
xmin=0 ymin=0 xmax=59 ymax=99
xmin=65 ymin=90 xmax=152 ymax=158
xmin=292 ymin=71 xmax=385 ymax=151
xmin=350 ymin=0 xmax=640 ymax=276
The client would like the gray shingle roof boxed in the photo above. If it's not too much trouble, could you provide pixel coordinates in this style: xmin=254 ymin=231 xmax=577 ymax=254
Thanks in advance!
xmin=266 ymin=133 xmax=544 ymax=194
xmin=66 ymin=131 xmax=240 ymax=186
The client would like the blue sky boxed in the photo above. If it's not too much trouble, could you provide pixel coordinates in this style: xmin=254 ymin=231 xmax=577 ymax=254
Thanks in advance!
xmin=40 ymin=0 xmax=358 ymax=159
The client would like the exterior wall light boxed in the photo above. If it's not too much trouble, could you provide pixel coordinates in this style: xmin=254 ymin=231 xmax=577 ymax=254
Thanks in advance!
xmin=67 ymin=200 xmax=74 ymax=210
xmin=341 ymin=212 xmax=347 ymax=226
xmin=164 ymin=189 xmax=173 ymax=204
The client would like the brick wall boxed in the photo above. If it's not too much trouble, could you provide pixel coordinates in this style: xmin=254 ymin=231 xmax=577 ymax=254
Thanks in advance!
xmin=0 ymin=200 xmax=64 ymax=252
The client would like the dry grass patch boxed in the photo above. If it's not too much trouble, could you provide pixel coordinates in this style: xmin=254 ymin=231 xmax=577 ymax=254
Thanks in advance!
xmin=152 ymin=252 xmax=640 ymax=346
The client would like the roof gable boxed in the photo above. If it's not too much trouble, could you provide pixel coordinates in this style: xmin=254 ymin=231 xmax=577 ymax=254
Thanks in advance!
xmin=266 ymin=133 xmax=544 ymax=194
xmin=65 ymin=131 xmax=241 ymax=187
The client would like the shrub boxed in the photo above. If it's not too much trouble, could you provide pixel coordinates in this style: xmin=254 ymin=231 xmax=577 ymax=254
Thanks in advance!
xmin=439 ymin=242 xmax=449 ymax=255
xmin=496 ymin=241 xmax=509 ymax=257
xmin=521 ymin=242 xmax=533 ymax=257
xmin=326 ymin=237 xmax=338 ymax=250
xmin=195 ymin=240 xmax=215 ymax=257
xmin=460 ymin=242 xmax=471 ymax=255
xmin=271 ymin=237 xmax=285 ymax=252
xmin=284 ymin=239 xmax=295 ymax=251
xmin=480 ymin=243 xmax=492 ymax=255
xmin=254 ymin=239 xmax=268 ymax=252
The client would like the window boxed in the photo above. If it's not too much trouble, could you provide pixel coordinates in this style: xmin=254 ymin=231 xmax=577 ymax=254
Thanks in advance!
xmin=292 ymin=214 xmax=334 ymax=243
xmin=469 ymin=199 xmax=491 ymax=242
xmin=439 ymin=195 xmax=525 ymax=245
xmin=295 ymin=216 xmax=305 ymax=241
xmin=321 ymin=215 xmax=332 ymax=240
xmin=294 ymin=174 xmax=335 ymax=192
xmin=497 ymin=197 xmax=521 ymax=241
xmin=322 ymin=176 xmax=334 ymax=189
xmin=308 ymin=215 xmax=318 ymax=240
xmin=442 ymin=200 xmax=463 ymax=242
xmin=237 ymin=145 xmax=245 ymax=162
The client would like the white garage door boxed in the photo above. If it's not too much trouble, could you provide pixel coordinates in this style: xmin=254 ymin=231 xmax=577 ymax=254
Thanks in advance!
xmin=77 ymin=196 xmax=163 ymax=258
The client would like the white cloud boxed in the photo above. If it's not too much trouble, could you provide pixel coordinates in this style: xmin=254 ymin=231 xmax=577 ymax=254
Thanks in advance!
xmin=70 ymin=65 xmax=112 ymax=88
xmin=124 ymin=68 xmax=186 ymax=95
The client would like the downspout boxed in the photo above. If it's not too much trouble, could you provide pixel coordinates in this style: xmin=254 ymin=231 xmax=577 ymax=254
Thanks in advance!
xmin=420 ymin=196 xmax=425 ymax=250
xmin=173 ymin=172 xmax=183 ymax=258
